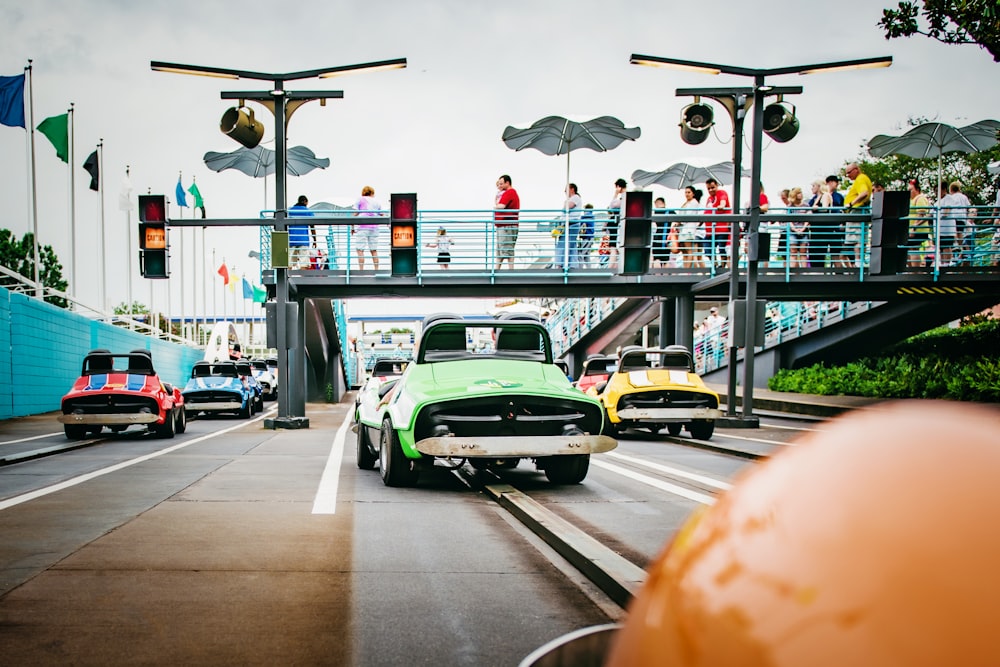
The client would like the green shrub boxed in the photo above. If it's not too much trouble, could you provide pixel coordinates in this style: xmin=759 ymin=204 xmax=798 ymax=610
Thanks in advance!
xmin=767 ymin=320 xmax=999 ymax=402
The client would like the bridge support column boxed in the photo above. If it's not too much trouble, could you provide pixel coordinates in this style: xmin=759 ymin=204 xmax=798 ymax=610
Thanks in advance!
xmin=674 ymin=295 xmax=693 ymax=351
xmin=289 ymin=297 xmax=307 ymax=418
xmin=658 ymin=298 xmax=676 ymax=347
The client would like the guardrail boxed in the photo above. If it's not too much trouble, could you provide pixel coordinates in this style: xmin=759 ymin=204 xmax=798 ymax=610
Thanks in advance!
xmin=257 ymin=205 xmax=1000 ymax=282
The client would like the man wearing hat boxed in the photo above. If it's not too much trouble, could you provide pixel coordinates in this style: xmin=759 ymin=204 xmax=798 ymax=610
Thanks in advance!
xmin=704 ymin=306 xmax=726 ymax=363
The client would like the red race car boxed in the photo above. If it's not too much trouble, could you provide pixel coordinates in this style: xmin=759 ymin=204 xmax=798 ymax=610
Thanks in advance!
xmin=58 ymin=348 xmax=187 ymax=439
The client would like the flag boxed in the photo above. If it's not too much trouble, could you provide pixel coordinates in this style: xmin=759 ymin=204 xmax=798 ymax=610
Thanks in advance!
xmin=217 ymin=262 xmax=229 ymax=285
xmin=83 ymin=150 xmax=99 ymax=191
xmin=188 ymin=181 xmax=205 ymax=218
xmin=175 ymin=176 xmax=188 ymax=207
xmin=118 ymin=172 xmax=133 ymax=212
xmin=0 ymin=74 xmax=25 ymax=128
xmin=37 ymin=113 xmax=68 ymax=162
xmin=252 ymin=284 xmax=267 ymax=303
xmin=242 ymin=277 xmax=253 ymax=299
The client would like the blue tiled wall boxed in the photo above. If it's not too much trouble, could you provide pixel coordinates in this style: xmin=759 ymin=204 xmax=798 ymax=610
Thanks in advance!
xmin=1 ymin=291 xmax=204 ymax=419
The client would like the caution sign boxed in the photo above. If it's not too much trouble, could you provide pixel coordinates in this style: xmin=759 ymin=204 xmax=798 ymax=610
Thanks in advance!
xmin=143 ymin=224 xmax=166 ymax=250
xmin=392 ymin=224 xmax=415 ymax=248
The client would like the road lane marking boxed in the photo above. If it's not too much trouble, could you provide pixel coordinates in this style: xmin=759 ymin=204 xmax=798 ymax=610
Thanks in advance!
xmin=591 ymin=459 xmax=715 ymax=505
xmin=0 ymin=410 xmax=275 ymax=512
xmin=311 ymin=412 xmax=351 ymax=515
xmin=604 ymin=451 xmax=732 ymax=491
xmin=715 ymin=432 xmax=799 ymax=446
xmin=0 ymin=432 xmax=63 ymax=446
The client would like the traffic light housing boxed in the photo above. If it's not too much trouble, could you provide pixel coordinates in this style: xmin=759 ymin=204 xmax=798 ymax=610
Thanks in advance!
xmin=762 ymin=102 xmax=800 ymax=143
xmin=390 ymin=193 xmax=418 ymax=277
xmin=679 ymin=102 xmax=713 ymax=145
xmin=869 ymin=190 xmax=910 ymax=276
xmin=620 ymin=191 xmax=653 ymax=276
xmin=138 ymin=194 xmax=169 ymax=279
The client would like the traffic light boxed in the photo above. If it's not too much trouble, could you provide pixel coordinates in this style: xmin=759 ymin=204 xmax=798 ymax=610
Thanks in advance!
xmin=220 ymin=106 xmax=264 ymax=149
xmin=869 ymin=190 xmax=910 ymax=276
xmin=679 ymin=102 xmax=713 ymax=145
xmin=138 ymin=194 xmax=169 ymax=279
xmin=762 ymin=101 xmax=800 ymax=143
xmin=620 ymin=191 xmax=653 ymax=276
xmin=390 ymin=193 xmax=418 ymax=277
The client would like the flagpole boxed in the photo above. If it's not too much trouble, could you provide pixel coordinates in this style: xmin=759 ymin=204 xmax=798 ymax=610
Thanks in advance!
xmin=125 ymin=165 xmax=133 ymax=329
xmin=98 ymin=139 xmax=106 ymax=315
xmin=212 ymin=247 xmax=217 ymax=327
xmin=68 ymin=103 xmax=76 ymax=302
xmin=202 ymin=227 xmax=207 ymax=342
xmin=26 ymin=60 xmax=41 ymax=298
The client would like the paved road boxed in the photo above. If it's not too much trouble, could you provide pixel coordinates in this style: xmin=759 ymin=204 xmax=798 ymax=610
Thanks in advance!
xmin=0 ymin=402 xmax=813 ymax=666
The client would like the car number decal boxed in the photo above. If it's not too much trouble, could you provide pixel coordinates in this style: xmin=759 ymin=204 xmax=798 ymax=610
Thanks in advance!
xmin=473 ymin=379 xmax=522 ymax=389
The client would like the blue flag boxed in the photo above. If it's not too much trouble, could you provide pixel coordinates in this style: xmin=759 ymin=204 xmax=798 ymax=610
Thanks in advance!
xmin=242 ymin=278 xmax=253 ymax=299
xmin=175 ymin=176 xmax=188 ymax=207
xmin=0 ymin=74 xmax=26 ymax=128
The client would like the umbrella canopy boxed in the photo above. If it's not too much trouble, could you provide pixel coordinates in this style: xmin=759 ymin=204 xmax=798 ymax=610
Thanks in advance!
xmin=867 ymin=120 xmax=1000 ymax=189
xmin=203 ymin=145 xmax=331 ymax=178
xmin=502 ymin=115 xmax=641 ymax=188
xmin=988 ymin=160 xmax=1000 ymax=176
xmin=631 ymin=160 xmax=750 ymax=189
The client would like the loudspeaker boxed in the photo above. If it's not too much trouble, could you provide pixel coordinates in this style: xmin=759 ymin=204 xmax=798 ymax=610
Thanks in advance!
xmin=679 ymin=103 xmax=713 ymax=145
xmin=220 ymin=106 xmax=264 ymax=149
xmin=871 ymin=190 xmax=910 ymax=220
xmin=871 ymin=219 xmax=910 ymax=247
xmin=762 ymin=103 xmax=800 ymax=143
xmin=870 ymin=246 xmax=908 ymax=276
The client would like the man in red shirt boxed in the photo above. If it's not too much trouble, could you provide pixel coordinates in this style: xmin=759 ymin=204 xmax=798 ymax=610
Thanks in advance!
xmin=705 ymin=177 xmax=731 ymax=268
xmin=494 ymin=174 xmax=520 ymax=270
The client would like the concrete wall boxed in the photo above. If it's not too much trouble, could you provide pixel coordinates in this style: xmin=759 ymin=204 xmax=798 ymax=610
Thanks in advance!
xmin=0 ymin=290 xmax=204 ymax=420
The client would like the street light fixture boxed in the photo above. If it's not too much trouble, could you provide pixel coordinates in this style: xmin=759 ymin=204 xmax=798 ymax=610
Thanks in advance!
xmin=631 ymin=53 xmax=891 ymax=424
xmin=152 ymin=57 xmax=406 ymax=428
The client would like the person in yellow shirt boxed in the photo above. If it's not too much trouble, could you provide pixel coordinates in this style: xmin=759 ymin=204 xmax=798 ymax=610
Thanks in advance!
xmin=907 ymin=179 xmax=932 ymax=267
xmin=842 ymin=162 xmax=872 ymax=266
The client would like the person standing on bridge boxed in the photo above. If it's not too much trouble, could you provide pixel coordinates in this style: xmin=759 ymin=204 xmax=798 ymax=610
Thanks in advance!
xmin=353 ymin=185 xmax=383 ymax=271
xmin=494 ymin=174 xmax=520 ymax=270
xmin=288 ymin=195 xmax=315 ymax=269
xmin=843 ymin=162 xmax=872 ymax=267
xmin=605 ymin=178 xmax=628 ymax=269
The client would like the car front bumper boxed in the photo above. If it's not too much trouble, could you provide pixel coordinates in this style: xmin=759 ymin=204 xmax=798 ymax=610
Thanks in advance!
xmin=415 ymin=434 xmax=617 ymax=458
xmin=613 ymin=407 xmax=722 ymax=422
xmin=58 ymin=412 xmax=160 ymax=425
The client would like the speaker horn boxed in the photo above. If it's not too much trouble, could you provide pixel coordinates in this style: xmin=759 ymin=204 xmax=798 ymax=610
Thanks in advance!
xmin=679 ymin=103 xmax=714 ymax=145
xmin=220 ymin=106 xmax=264 ymax=149
xmin=762 ymin=102 xmax=800 ymax=143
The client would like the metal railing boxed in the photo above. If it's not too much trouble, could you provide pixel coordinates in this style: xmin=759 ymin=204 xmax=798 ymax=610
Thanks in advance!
xmin=258 ymin=205 xmax=1000 ymax=281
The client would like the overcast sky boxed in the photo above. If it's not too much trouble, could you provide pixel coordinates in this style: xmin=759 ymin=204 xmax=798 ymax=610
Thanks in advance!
xmin=2 ymin=0 xmax=998 ymax=318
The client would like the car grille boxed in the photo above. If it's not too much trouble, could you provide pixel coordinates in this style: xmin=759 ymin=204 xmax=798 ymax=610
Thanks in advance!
xmin=414 ymin=395 xmax=603 ymax=440
xmin=62 ymin=394 xmax=160 ymax=415
xmin=185 ymin=390 xmax=242 ymax=403
xmin=617 ymin=390 xmax=718 ymax=412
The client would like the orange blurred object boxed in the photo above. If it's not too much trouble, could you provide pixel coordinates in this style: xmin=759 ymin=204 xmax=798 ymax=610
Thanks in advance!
xmin=606 ymin=401 xmax=1000 ymax=667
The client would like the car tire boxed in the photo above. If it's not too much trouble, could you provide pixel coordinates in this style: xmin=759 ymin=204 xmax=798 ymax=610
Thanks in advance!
xmin=64 ymin=424 xmax=87 ymax=440
xmin=239 ymin=399 xmax=252 ymax=419
xmin=175 ymin=406 xmax=187 ymax=434
xmin=601 ymin=417 xmax=619 ymax=436
xmin=155 ymin=410 xmax=176 ymax=438
xmin=544 ymin=454 xmax=590 ymax=484
xmin=688 ymin=420 xmax=715 ymax=440
xmin=379 ymin=418 xmax=419 ymax=487
xmin=356 ymin=421 xmax=378 ymax=470
xmin=666 ymin=423 xmax=682 ymax=436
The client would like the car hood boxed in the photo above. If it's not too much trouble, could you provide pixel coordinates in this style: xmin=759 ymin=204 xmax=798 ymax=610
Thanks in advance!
xmin=403 ymin=359 xmax=586 ymax=403
xmin=618 ymin=368 xmax=709 ymax=390
xmin=183 ymin=377 xmax=245 ymax=392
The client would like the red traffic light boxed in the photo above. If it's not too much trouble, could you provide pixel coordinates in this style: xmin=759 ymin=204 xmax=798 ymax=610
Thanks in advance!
xmin=624 ymin=191 xmax=652 ymax=220
xmin=390 ymin=193 xmax=417 ymax=222
xmin=138 ymin=194 xmax=168 ymax=222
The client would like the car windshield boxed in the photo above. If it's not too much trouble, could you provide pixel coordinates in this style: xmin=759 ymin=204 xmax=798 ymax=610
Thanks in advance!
xmin=418 ymin=320 xmax=550 ymax=364
xmin=619 ymin=351 xmax=692 ymax=373
xmin=83 ymin=353 xmax=154 ymax=376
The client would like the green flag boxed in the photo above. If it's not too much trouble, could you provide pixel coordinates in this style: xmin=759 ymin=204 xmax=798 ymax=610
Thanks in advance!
xmin=252 ymin=284 xmax=267 ymax=303
xmin=187 ymin=181 xmax=205 ymax=218
xmin=37 ymin=113 xmax=69 ymax=163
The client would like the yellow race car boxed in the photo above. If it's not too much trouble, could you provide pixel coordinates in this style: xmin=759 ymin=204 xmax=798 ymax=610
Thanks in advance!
xmin=588 ymin=345 xmax=721 ymax=440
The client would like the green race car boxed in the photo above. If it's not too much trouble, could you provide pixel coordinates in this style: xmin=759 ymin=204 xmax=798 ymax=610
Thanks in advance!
xmin=354 ymin=314 xmax=617 ymax=487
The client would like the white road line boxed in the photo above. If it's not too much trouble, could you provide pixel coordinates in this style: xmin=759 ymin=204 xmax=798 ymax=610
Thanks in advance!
xmin=715 ymin=432 xmax=799 ymax=446
xmin=760 ymin=423 xmax=825 ymax=432
xmin=605 ymin=451 xmax=732 ymax=491
xmin=311 ymin=411 xmax=352 ymax=515
xmin=591 ymin=459 xmax=716 ymax=505
xmin=0 ymin=432 xmax=63 ymax=446
xmin=0 ymin=411 xmax=274 ymax=512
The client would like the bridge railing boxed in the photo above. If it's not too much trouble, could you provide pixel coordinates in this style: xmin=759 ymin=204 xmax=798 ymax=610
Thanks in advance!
xmin=258 ymin=205 xmax=999 ymax=281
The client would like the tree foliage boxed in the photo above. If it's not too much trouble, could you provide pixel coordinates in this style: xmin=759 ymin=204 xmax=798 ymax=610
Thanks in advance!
xmin=0 ymin=229 xmax=69 ymax=308
xmin=879 ymin=1 xmax=1000 ymax=62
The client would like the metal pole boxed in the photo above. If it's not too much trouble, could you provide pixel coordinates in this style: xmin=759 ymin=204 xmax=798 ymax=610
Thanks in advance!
xmin=742 ymin=75 xmax=767 ymax=418
xmin=98 ymin=139 xmax=106 ymax=315
xmin=26 ymin=61 xmax=41 ymax=298
xmin=726 ymin=97 xmax=746 ymax=417
xmin=274 ymin=81 xmax=291 ymax=420
xmin=68 ymin=103 xmax=76 ymax=301
xmin=125 ymin=165 xmax=132 ymax=328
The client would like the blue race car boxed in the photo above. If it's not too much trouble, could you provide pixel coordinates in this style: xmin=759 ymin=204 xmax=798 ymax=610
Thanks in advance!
xmin=182 ymin=361 xmax=255 ymax=418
